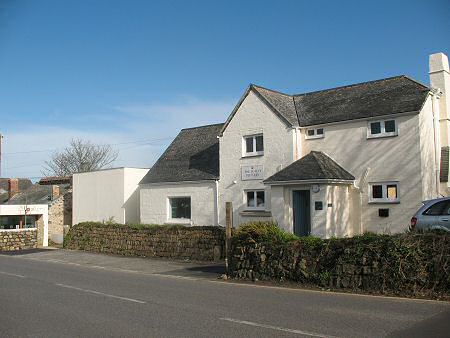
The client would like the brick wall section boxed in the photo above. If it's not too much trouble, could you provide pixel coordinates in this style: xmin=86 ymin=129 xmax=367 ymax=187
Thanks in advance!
xmin=0 ymin=230 xmax=37 ymax=251
xmin=230 ymin=233 xmax=450 ymax=299
xmin=48 ymin=191 xmax=72 ymax=240
xmin=65 ymin=223 xmax=225 ymax=261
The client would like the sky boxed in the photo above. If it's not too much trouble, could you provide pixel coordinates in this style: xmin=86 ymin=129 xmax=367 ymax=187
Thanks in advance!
xmin=0 ymin=0 xmax=448 ymax=179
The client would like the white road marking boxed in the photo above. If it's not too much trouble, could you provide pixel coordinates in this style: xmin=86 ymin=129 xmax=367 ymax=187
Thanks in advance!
xmin=55 ymin=283 xmax=146 ymax=304
xmin=219 ymin=317 xmax=341 ymax=338
xmin=0 ymin=271 xmax=26 ymax=278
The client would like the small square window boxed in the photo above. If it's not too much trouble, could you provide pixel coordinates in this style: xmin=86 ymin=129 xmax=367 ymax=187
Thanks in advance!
xmin=243 ymin=134 xmax=263 ymax=156
xmin=385 ymin=120 xmax=396 ymax=133
xmin=370 ymin=122 xmax=381 ymax=135
xmin=170 ymin=197 xmax=191 ymax=219
xmin=369 ymin=182 xmax=399 ymax=203
xmin=305 ymin=128 xmax=325 ymax=139
xmin=246 ymin=190 xmax=265 ymax=209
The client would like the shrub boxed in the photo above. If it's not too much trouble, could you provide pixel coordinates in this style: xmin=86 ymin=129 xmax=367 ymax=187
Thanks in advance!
xmin=234 ymin=221 xmax=299 ymax=243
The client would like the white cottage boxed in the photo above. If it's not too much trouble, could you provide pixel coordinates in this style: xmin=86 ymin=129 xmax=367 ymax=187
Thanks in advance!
xmin=140 ymin=52 xmax=450 ymax=237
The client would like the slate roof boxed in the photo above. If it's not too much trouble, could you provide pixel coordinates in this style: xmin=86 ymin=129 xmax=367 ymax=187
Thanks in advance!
xmin=221 ymin=76 xmax=430 ymax=134
xmin=441 ymin=147 xmax=449 ymax=183
xmin=252 ymin=85 xmax=299 ymax=126
xmin=264 ymin=151 xmax=355 ymax=183
xmin=140 ymin=123 xmax=223 ymax=184
xmin=293 ymin=76 xmax=429 ymax=127
xmin=4 ymin=184 xmax=70 ymax=205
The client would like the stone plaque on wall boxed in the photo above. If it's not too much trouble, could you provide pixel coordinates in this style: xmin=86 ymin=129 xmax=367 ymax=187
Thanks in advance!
xmin=241 ymin=165 xmax=263 ymax=180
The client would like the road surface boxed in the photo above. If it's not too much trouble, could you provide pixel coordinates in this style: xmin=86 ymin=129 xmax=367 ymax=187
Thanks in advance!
xmin=0 ymin=250 xmax=448 ymax=337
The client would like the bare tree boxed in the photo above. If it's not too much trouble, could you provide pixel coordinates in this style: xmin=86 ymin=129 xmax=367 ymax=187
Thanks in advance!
xmin=42 ymin=138 xmax=119 ymax=177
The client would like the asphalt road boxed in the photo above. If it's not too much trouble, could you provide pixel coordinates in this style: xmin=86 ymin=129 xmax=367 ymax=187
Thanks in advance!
xmin=0 ymin=250 xmax=449 ymax=338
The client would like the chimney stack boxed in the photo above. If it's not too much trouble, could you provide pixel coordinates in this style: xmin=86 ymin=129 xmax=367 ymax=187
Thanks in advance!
xmin=52 ymin=185 xmax=60 ymax=200
xmin=430 ymin=52 xmax=450 ymax=146
xmin=8 ymin=178 xmax=19 ymax=200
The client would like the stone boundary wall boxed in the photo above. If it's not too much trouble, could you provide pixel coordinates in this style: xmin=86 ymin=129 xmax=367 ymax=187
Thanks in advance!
xmin=230 ymin=233 xmax=450 ymax=299
xmin=65 ymin=223 xmax=225 ymax=261
xmin=0 ymin=229 xmax=38 ymax=251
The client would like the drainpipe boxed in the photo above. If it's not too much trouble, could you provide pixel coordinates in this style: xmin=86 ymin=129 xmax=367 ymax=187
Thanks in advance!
xmin=215 ymin=180 xmax=220 ymax=226
xmin=431 ymin=90 xmax=442 ymax=196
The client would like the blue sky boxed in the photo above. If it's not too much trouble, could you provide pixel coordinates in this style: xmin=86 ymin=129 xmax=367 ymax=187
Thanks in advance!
xmin=0 ymin=0 xmax=448 ymax=179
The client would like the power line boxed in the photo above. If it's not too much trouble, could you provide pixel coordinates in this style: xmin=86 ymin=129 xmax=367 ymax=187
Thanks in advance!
xmin=2 ymin=136 xmax=174 ymax=156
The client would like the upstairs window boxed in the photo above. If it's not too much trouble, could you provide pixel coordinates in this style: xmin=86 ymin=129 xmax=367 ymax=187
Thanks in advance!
xmin=369 ymin=182 xmax=399 ymax=203
xmin=367 ymin=119 xmax=398 ymax=138
xmin=246 ymin=190 xmax=265 ymax=209
xmin=243 ymin=134 xmax=264 ymax=157
xmin=305 ymin=128 xmax=324 ymax=139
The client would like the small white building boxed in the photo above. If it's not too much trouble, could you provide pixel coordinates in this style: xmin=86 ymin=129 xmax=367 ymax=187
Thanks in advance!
xmin=139 ymin=52 xmax=449 ymax=237
xmin=72 ymin=167 xmax=149 ymax=225
xmin=0 ymin=204 xmax=49 ymax=247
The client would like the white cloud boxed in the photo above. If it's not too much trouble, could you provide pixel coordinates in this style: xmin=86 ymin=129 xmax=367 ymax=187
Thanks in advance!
xmin=1 ymin=96 xmax=234 ymax=179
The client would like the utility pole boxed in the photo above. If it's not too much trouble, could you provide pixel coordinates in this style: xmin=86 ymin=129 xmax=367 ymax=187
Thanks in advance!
xmin=0 ymin=133 xmax=3 ymax=178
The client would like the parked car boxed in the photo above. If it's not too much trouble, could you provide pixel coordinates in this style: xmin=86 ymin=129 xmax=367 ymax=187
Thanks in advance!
xmin=410 ymin=197 xmax=450 ymax=232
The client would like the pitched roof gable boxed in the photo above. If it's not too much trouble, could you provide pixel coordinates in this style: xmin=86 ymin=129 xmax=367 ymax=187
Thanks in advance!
xmin=140 ymin=123 xmax=223 ymax=184
xmin=264 ymin=151 xmax=355 ymax=183
xmin=220 ymin=76 xmax=430 ymax=135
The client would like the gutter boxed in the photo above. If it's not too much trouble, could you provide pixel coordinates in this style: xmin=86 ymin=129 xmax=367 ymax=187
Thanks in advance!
xmin=264 ymin=179 xmax=355 ymax=186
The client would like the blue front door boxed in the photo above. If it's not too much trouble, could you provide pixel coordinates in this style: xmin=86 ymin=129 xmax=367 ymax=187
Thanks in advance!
xmin=293 ymin=190 xmax=311 ymax=236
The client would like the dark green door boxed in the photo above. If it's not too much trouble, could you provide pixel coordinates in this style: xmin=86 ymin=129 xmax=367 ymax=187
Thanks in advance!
xmin=293 ymin=190 xmax=311 ymax=236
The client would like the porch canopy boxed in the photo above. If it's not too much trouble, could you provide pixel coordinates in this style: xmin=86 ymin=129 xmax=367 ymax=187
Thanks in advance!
xmin=264 ymin=151 xmax=355 ymax=185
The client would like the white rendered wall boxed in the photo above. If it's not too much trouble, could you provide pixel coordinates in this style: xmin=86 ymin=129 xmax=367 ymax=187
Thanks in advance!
xmin=299 ymin=105 xmax=438 ymax=234
xmin=140 ymin=182 xmax=217 ymax=226
xmin=218 ymin=90 xmax=295 ymax=226
xmin=123 ymin=168 xmax=150 ymax=224
xmin=73 ymin=168 xmax=149 ymax=225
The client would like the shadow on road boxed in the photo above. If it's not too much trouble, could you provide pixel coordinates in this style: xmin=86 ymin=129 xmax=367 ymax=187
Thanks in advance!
xmin=162 ymin=263 xmax=225 ymax=279
xmin=0 ymin=248 xmax=57 ymax=256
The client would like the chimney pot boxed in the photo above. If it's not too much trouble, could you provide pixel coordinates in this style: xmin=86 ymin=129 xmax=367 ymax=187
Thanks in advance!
xmin=8 ymin=178 xmax=19 ymax=200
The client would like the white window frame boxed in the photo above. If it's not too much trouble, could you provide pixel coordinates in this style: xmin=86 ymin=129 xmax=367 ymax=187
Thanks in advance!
xmin=367 ymin=119 xmax=398 ymax=139
xmin=368 ymin=182 xmax=400 ymax=203
xmin=305 ymin=127 xmax=325 ymax=139
xmin=242 ymin=134 xmax=264 ymax=157
xmin=244 ymin=190 xmax=266 ymax=210
xmin=167 ymin=196 xmax=192 ymax=224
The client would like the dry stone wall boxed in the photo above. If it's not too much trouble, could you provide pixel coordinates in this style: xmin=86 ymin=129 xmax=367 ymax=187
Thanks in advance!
xmin=230 ymin=232 xmax=450 ymax=300
xmin=65 ymin=223 xmax=225 ymax=261
xmin=0 ymin=230 xmax=37 ymax=251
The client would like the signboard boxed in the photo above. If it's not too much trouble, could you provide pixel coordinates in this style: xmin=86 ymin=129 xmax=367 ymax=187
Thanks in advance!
xmin=241 ymin=165 xmax=263 ymax=181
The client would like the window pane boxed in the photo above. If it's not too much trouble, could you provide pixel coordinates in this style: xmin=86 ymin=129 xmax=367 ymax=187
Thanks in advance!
xmin=316 ymin=128 xmax=324 ymax=135
xmin=385 ymin=120 xmax=396 ymax=133
xmin=247 ymin=191 xmax=255 ymax=207
xmin=387 ymin=185 xmax=397 ymax=199
xmin=307 ymin=129 xmax=315 ymax=136
xmin=171 ymin=197 xmax=191 ymax=219
xmin=255 ymin=135 xmax=264 ymax=152
xmin=425 ymin=201 xmax=448 ymax=216
xmin=372 ymin=185 xmax=383 ymax=199
xmin=245 ymin=137 xmax=253 ymax=153
xmin=256 ymin=191 xmax=265 ymax=207
xmin=370 ymin=122 xmax=381 ymax=135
